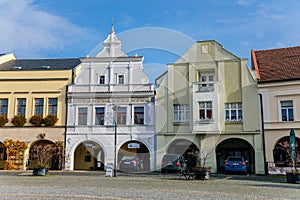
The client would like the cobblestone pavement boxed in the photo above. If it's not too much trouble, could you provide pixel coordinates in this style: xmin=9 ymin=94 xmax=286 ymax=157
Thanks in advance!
xmin=0 ymin=171 xmax=299 ymax=199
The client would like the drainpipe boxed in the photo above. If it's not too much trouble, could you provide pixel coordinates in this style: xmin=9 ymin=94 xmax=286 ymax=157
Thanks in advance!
xmin=259 ymin=93 xmax=267 ymax=175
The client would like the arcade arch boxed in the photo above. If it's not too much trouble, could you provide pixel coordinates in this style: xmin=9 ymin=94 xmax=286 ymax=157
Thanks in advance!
xmin=216 ymin=138 xmax=255 ymax=173
xmin=74 ymin=140 xmax=105 ymax=170
xmin=118 ymin=140 xmax=150 ymax=171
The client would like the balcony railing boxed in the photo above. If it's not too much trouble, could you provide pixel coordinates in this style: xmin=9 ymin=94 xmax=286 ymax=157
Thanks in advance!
xmin=193 ymin=82 xmax=215 ymax=93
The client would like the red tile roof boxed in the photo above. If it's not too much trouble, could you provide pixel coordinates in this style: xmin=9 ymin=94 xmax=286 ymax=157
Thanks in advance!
xmin=252 ymin=46 xmax=300 ymax=83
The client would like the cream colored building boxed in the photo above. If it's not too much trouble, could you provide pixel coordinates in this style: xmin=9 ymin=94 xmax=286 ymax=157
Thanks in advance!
xmin=0 ymin=53 xmax=81 ymax=169
xmin=156 ymin=40 xmax=264 ymax=174
xmin=252 ymin=47 xmax=300 ymax=174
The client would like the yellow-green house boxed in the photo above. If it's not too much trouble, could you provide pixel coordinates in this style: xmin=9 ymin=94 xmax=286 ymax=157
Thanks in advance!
xmin=156 ymin=40 xmax=264 ymax=174
xmin=0 ymin=53 xmax=81 ymax=170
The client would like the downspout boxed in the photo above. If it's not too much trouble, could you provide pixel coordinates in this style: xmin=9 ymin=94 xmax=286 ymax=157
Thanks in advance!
xmin=259 ymin=93 xmax=267 ymax=175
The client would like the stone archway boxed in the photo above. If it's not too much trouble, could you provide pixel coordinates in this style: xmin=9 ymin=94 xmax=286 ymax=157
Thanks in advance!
xmin=74 ymin=141 xmax=105 ymax=171
xmin=118 ymin=140 xmax=150 ymax=171
xmin=166 ymin=139 xmax=199 ymax=167
xmin=0 ymin=142 xmax=6 ymax=169
xmin=28 ymin=140 xmax=63 ymax=170
xmin=273 ymin=136 xmax=300 ymax=167
xmin=216 ymin=138 xmax=255 ymax=173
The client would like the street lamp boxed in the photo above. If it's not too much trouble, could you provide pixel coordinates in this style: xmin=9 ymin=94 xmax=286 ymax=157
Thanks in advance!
xmin=112 ymin=105 xmax=119 ymax=177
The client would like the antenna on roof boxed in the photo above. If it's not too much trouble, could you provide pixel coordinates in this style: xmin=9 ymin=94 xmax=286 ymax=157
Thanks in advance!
xmin=111 ymin=17 xmax=115 ymax=33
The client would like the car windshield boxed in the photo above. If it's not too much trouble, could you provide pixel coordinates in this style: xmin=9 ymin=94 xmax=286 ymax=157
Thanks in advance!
xmin=227 ymin=157 xmax=243 ymax=161
xmin=121 ymin=156 xmax=137 ymax=160
xmin=163 ymin=155 xmax=180 ymax=161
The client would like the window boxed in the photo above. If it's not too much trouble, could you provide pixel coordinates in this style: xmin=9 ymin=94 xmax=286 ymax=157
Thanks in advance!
xmin=34 ymin=98 xmax=44 ymax=116
xmin=118 ymin=75 xmax=124 ymax=84
xmin=17 ymin=98 xmax=26 ymax=116
xmin=78 ymin=107 xmax=88 ymax=125
xmin=199 ymin=101 xmax=212 ymax=121
xmin=281 ymin=100 xmax=294 ymax=121
xmin=198 ymin=72 xmax=214 ymax=92
xmin=99 ymin=75 xmax=105 ymax=84
xmin=48 ymin=98 xmax=58 ymax=116
xmin=0 ymin=99 xmax=8 ymax=116
xmin=116 ymin=107 xmax=126 ymax=125
xmin=95 ymin=107 xmax=105 ymax=125
xmin=134 ymin=107 xmax=144 ymax=124
xmin=174 ymin=104 xmax=189 ymax=123
xmin=225 ymin=103 xmax=242 ymax=122
xmin=84 ymin=151 xmax=91 ymax=162
xmin=0 ymin=147 xmax=7 ymax=161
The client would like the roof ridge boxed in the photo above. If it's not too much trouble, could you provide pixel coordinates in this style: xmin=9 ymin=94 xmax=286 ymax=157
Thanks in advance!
xmin=255 ymin=45 xmax=300 ymax=53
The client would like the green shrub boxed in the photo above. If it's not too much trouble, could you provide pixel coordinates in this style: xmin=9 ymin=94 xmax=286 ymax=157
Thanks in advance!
xmin=11 ymin=115 xmax=27 ymax=127
xmin=0 ymin=115 xmax=8 ymax=127
xmin=43 ymin=114 xmax=58 ymax=127
xmin=30 ymin=115 xmax=44 ymax=127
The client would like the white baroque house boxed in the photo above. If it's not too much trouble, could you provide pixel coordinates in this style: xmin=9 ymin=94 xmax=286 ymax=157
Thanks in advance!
xmin=65 ymin=27 xmax=155 ymax=172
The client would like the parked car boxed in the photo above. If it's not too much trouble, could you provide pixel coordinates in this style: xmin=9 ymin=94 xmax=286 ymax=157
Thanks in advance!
xmin=225 ymin=156 xmax=247 ymax=174
xmin=161 ymin=154 xmax=186 ymax=173
xmin=119 ymin=156 xmax=143 ymax=172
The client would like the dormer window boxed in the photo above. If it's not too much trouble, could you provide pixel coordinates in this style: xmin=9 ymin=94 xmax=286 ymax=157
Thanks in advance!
xmin=118 ymin=75 xmax=124 ymax=84
xmin=99 ymin=75 xmax=105 ymax=85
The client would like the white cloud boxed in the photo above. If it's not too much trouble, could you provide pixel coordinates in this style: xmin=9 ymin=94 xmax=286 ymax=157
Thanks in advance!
xmin=0 ymin=0 xmax=91 ymax=58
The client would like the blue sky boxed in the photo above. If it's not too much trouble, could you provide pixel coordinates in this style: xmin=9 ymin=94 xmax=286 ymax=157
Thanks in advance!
xmin=1 ymin=0 xmax=300 ymax=82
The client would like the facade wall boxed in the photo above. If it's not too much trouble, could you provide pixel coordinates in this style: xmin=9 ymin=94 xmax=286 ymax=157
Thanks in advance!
xmin=0 ymin=54 xmax=76 ymax=169
xmin=259 ymin=81 xmax=300 ymax=165
xmin=65 ymin=30 xmax=156 ymax=172
xmin=156 ymin=40 xmax=264 ymax=174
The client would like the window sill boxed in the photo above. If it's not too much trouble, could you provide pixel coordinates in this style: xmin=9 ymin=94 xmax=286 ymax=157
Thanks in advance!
xmin=196 ymin=120 xmax=213 ymax=124
xmin=225 ymin=121 xmax=243 ymax=124
xmin=173 ymin=122 xmax=190 ymax=125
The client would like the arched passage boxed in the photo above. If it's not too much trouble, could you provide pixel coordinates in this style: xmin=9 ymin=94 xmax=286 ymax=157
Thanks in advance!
xmin=0 ymin=142 xmax=7 ymax=169
xmin=273 ymin=136 xmax=300 ymax=167
xmin=166 ymin=139 xmax=199 ymax=167
xmin=74 ymin=140 xmax=105 ymax=171
xmin=118 ymin=140 xmax=150 ymax=171
xmin=216 ymin=138 xmax=255 ymax=173
xmin=28 ymin=140 xmax=63 ymax=170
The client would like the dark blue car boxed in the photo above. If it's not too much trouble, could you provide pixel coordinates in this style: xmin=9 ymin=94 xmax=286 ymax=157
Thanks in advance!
xmin=119 ymin=156 xmax=142 ymax=172
xmin=225 ymin=156 xmax=247 ymax=174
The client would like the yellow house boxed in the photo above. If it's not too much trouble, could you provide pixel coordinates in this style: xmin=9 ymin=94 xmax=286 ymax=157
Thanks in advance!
xmin=156 ymin=41 xmax=264 ymax=174
xmin=252 ymin=47 xmax=300 ymax=174
xmin=0 ymin=53 xmax=81 ymax=170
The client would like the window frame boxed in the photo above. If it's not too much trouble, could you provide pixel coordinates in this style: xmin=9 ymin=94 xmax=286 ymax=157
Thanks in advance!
xmin=78 ymin=107 xmax=88 ymax=125
xmin=99 ymin=75 xmax=105 ymax=85
xmin=225 ymin=102 xmax=243 ymax=122
xmin=118 ymin=74 xmax=125 ymax=84
xmin=134 ymin=106 xmax=144 ymax=125
xmin=116 ymin=107 xmax=126 ymax=125
xmin=17 ymin=98 xmax=26 ymax=116
xmin=199 ymin=101 xmax=213 ymax=121
xmin=173 ymin=104 xmax=190 ymax=123
xmin=95 ymin=107 xmax=105 ymax=125
xmin=34 ymin=98 xmax=44 ymax=116
xmin=280 ymin=100 xmax=294 ymax=122
xmin=48 ymin=98 xmax=58 ymax=116
xmin=0 ymin=98 xmax=8 ymax=116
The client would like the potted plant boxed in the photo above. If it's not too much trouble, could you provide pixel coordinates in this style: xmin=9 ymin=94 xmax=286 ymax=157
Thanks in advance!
xmin=286 ymin=129 xmax=300 ymax=184
xmin=32 ymin=143 xmax=54 ymax=176
xmin=30 ymin=115 xmax=44 ymax=127
xmin=0 ymin=115 xmax=8 ymax=127
xmin=43 ymin=114 xmax=58 ymax=127
xmin=11 ymin=115 xmax=27 ymax=127
xmin=193 ymin=148 xmax=213 ymax=180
